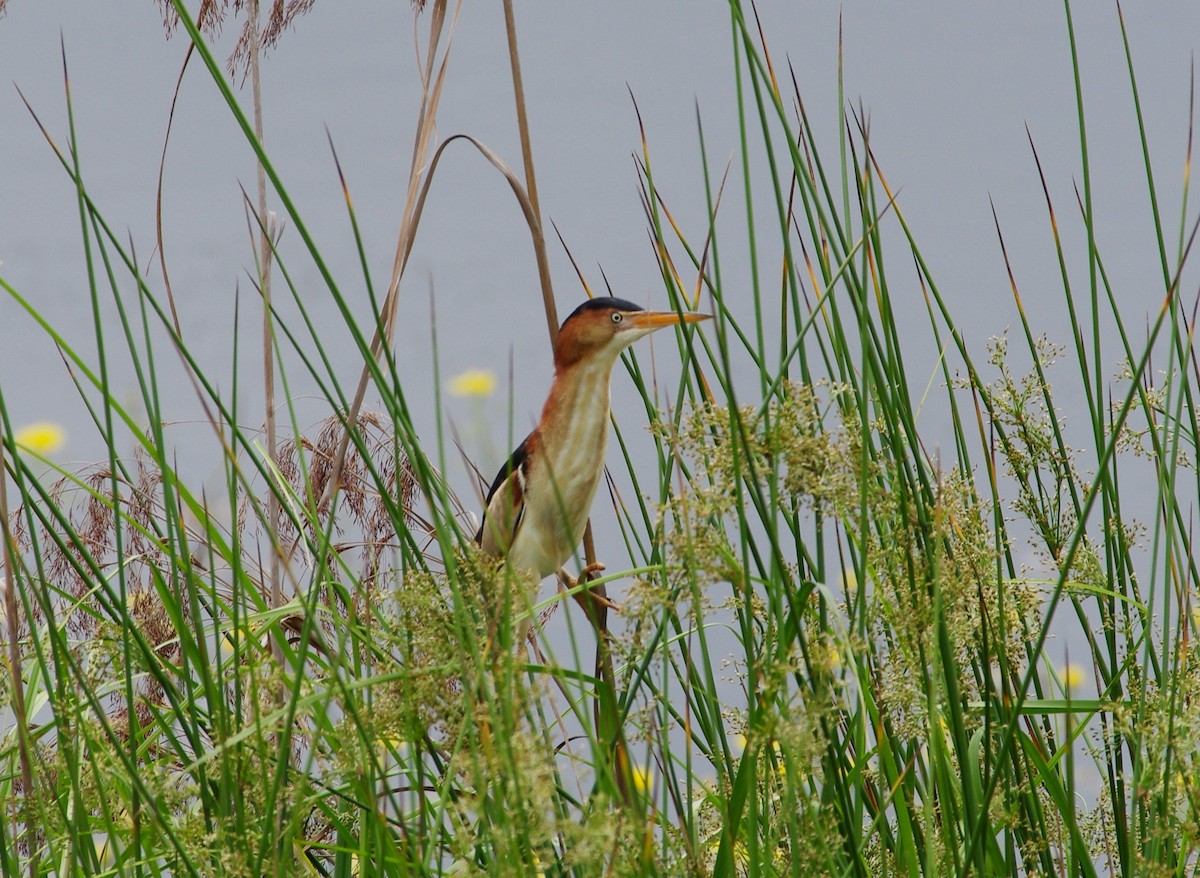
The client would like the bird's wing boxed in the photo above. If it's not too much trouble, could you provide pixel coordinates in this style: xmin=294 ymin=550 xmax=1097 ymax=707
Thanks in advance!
xmin=474 ymin=435 xmax=532 ymax=555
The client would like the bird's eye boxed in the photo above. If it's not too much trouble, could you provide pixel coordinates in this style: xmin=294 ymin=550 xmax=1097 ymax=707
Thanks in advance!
xmin=611 ymin=312 xmax=623 ymax=324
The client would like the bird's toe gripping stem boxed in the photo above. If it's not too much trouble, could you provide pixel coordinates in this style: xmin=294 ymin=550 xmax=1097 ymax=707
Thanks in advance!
xmin=559 ymin=562 xmax=620 ymax=623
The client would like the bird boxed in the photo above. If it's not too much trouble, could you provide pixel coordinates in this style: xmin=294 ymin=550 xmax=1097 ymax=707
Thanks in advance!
xmin=474 ymin=296 xmax=709 ymax=627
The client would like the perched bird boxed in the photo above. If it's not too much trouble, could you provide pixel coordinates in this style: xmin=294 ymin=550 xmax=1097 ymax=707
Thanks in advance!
xmin=474 ymin=297 xmax=708 ymax=603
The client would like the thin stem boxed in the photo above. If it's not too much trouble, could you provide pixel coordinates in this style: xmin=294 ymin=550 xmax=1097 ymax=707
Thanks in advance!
xmin=248 ymin=0 xmax=282 ymax=622
xmin=502 ymin=0 xmax=558 ymax=341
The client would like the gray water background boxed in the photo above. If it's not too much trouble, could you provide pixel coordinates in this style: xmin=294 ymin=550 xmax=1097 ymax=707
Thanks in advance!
xmin=2 ymin=2 xmax=1199 ymax=704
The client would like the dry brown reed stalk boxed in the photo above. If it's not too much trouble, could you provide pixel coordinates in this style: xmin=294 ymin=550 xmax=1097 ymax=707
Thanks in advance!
xmin=238 ymin=0 xmax=286 ymax=688
xmin=152 ymin=3 xmax=312 ymax=656
xmin=320 ymin=0 xmax=458 ymax=515
xmin=151 ymin=1 xmax=316 ymax=675
xmin=501 ymin=0 xmax=634 ymax=804
xmin=502 ymin=0 xmax=559 ymax=341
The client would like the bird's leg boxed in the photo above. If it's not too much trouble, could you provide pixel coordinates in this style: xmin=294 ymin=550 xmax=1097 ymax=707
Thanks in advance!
xmin=559 ymin=563 xmax=618 ymax=615
xmin=561 ymin=562 xmax=635 ymax=805
xmin=579 ymin=560 xmax=608 ymax=584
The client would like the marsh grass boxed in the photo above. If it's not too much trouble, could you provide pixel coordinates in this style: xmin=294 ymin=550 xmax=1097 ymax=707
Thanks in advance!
xmin=2 ymin=1 xmax=1200 ymax=875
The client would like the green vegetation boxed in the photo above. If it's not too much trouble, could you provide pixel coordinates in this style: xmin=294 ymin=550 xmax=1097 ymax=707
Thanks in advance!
xmin=2 ymin=1 xmax=1198 ymax=875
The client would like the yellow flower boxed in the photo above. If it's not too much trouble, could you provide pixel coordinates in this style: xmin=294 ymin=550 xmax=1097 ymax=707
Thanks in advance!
xmin=631 ymin=764 xmax=652 ymax=795
xmin=1061 ymin=663 xmax=1085 ymax=692
xmin=13 ymin=421 xmax=66 ymax=455
xmin=770 ymin=740 xmax=788 ymax=781
xmin=448 ymin=369 xmax=497 ymax=398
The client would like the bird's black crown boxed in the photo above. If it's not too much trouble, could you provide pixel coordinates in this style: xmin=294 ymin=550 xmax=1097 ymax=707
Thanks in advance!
xmin=560 ymin=297 xmax=644 ymax=329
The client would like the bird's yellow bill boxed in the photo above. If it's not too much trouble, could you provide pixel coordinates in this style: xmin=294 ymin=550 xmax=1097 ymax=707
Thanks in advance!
xmin=628 ymin=310 xmax=711 ymax=329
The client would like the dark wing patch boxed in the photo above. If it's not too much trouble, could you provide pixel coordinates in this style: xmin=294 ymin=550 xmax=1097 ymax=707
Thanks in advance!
xmin=474 ymin=435 xmax=532 ymax=545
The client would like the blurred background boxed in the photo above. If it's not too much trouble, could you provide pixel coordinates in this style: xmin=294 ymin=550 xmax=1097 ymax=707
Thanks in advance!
xmin=1 ymin=1 xmax=1197 ymax=546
